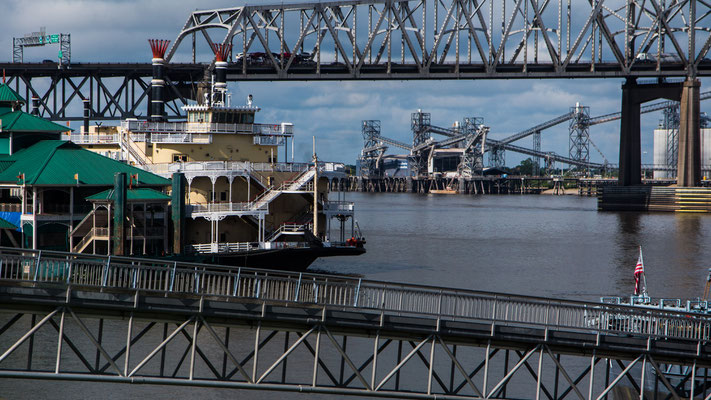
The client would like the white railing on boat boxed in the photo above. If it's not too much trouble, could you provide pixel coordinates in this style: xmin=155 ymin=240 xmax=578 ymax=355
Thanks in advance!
xmin=121 ymin=120 xmax=293 ymax=135
xmin=62 ymin=133 xmax=147 ymax=144
xmin=187 ymin=202 xmax=268 ymax=214
xmin=143 ymin=161 xmax=343 ymax=175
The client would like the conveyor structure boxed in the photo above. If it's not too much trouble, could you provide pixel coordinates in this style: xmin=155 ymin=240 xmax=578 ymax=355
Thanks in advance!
xmin=361 ymin=89 xmax=711 ymax=183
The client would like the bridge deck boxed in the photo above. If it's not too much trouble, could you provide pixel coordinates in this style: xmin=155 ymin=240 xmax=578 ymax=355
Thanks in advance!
xmin=2 ymin=62 xmax=711 ymax=80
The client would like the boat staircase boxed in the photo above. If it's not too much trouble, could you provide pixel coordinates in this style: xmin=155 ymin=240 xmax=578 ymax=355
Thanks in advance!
xmin=246 ymin=166 xmax=270 ymax=191
xmin=248 ymin=167 xmax=316 ymax=211
xmin=263 ymin=209 xmax=317 ymax=243
xmin=119 ymin=134 xmax=150 ymax=166
xmin=240 ymin=167 xmax=318 ymax=236
xmin=263 ymin=223 xmax=312 ymax=242
xmin=70 ymin=209 xmax=110 ymax=253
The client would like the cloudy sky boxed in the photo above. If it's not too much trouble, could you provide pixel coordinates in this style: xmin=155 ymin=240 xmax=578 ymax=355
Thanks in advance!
xmin=2 ymin=0 xmax=709 ymax=166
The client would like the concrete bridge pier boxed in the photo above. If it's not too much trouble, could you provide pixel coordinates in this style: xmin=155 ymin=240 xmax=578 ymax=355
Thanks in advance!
xmin=678 ymin=78 xmax=702 ymax=186
xmin=618 ymin=79 xmax=643 ymax=186
xmin=618 ymin=78 xmax=702 ymax=186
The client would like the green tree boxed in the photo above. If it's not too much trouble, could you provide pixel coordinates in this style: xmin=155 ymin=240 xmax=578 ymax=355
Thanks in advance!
xmin=516 ymin=158 xmax=535 ymax=176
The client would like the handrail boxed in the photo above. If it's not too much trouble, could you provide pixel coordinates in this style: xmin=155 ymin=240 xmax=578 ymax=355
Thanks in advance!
xmin=0 ymin=247 xmax=710 ymax=343
xmin=142 ymin=161 xmax=343 ymax=176
xmin=187 ymin=201 xmax=268 ymax=214
xmin=120 ymin=133 xmax=150 ymax=166
xmin=71 ymin=228 xmax=108 ymax=253
xmin=69 ymin=208 xmax=101 ymax=237
xmin=265 ymin=223 xmax=311 ymax=242
xmin=72 ymin=228 xmax=96 ymax=253
xmin=122 ymin=121 xmax=294 ymax=135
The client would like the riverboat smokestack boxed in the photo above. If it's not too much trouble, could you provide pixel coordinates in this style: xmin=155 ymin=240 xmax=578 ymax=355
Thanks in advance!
xmin=148 ymin=39 xmax=170 ymax=121
xmin=211 ymin=43 xmax=231 ymax=106
xmin=31 ymin=96 xmax=39 ymax=116
xmin=82 ymin=99 xmax=90 ymax=133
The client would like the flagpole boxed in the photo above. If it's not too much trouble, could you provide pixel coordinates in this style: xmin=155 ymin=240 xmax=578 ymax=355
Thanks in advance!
xmin=640 ymin=246 xmax=648 ymax=297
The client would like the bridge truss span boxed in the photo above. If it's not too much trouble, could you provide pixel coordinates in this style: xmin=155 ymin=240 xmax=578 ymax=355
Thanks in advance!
xmin=1 ymin=248 xmax=711 ymax=398
xmin=170 ymin=0 xmax=711 ymax=80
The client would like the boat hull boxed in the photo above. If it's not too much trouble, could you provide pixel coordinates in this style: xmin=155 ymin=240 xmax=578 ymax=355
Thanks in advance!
xmin=172 ymin=245 xmax=366 ymax=272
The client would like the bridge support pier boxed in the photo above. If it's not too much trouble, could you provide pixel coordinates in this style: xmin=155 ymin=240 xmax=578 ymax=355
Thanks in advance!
xmin=618 ymin=78 xmax=694 ymax=186
xmin=619 ymin=80 xmax=642 ymax=186
xmin=677 ymin=79 xmax=702 ymax=186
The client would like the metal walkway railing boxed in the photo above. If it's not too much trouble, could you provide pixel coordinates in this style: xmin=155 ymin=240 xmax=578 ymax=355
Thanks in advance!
xmin=0 ymin=247 xmax=709 ymax=343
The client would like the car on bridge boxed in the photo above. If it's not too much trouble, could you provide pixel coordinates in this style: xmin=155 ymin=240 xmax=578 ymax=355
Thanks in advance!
xmin=635 ymin=52 xmax=682 ymax=63
xmin=234 ymin=52 xmax=315 ymax=68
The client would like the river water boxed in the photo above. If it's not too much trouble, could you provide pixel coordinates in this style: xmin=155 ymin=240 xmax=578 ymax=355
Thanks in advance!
xmin=2 ymin=193 xmax=710 ymax=399
xmin=315 ymin=192 xmax=709 ymax=300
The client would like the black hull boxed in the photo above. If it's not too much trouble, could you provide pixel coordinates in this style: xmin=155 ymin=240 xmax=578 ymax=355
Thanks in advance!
xmin=172 ymin=246 xmax=366 ymax=272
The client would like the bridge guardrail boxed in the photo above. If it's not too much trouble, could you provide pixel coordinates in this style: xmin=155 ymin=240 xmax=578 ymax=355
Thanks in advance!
xmin=0 ymin=247 xmax=708 ymax=343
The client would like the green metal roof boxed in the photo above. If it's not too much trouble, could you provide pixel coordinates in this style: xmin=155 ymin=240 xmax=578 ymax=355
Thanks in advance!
xmin=0 ymin=140 xmax=171 ymax=186
xmin=0 ymin=160 xmax=15 ymax=173
xmin=86 ymin=188 xmax=170 ymax=202
xmin=0 ymin=108 xmax=70 ymax=133
xmin=0 ymin=216 xmax=18 ymax=230
xmin=0 ymin=85 xmax=25 ymax=105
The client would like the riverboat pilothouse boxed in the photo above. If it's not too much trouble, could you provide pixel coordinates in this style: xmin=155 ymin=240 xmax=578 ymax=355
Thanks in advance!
xmin=56 ymin=41 xmax=365 ymax=270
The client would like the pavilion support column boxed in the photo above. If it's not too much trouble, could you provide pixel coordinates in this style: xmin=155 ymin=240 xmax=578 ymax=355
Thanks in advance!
xmin=31 ymin=187 xmax=37 ymax=250
xmin=129 ymin=203 xmax=134 ymax=255
xmin=92 ymin=204 xmax=97 ymax=254
xmin=171 ymin=173 xmax=185 ymax=255
xmin=677 ymin=78 xmax=701 ymax=187
xmin=143 ymin=202 xmax=147 ymax=255
xmin=163 ymin=203 xmax=169 ymax=255
xmin=69 ymin=187 xmax=74 ymax=251
xmin=618 ymin=78 xmax=642 ymax=186
xmin=107 ymin=204 xmax=111 ymax=255
xmin=113 ymin=172 xmax=127 ymax=256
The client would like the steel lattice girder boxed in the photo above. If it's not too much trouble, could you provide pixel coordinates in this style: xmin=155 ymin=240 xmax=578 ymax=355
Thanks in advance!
xmin=0 ymin=65 xmax=204 ymax=121
xmin=167 ymin=0 xmax=711 ymax=80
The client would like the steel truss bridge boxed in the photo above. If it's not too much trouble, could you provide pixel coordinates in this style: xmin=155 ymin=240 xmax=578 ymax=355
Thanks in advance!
xmin=169 ymin=0 xmax=711 ymax=80
xmin=2 ymin=0 xmax=711 ymax=122
xmin=1 ymin=247 xmax=711 ymax=399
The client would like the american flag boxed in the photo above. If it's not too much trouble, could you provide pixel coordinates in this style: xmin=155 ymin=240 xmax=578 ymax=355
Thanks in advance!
xmin=634 ymin=249 xmax=644 ymax=295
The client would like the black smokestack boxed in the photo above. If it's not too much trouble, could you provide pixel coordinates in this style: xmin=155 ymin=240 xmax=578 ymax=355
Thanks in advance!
xmin=83 ymin=99 xmax=90 ymax=133
xmin=31 ymin=97 xmax=40 ymax=116
xmin=211 ymin=43 xmax=231 ymax=106
xmin=148 ymin=39 xmax=170 ymax=122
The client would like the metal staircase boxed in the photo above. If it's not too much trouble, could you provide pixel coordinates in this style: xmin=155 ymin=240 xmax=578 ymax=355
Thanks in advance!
xmin=248 ymin=167 xmax=316 ymax=211
xmin=119 ymin=134 xmax=150 ymax=166
xmin=70 ymin=209 xmax=109 ymax=252
xmin=264 ymin=223 xmax=312 ymax=242
xmin=238 ymin=167 xmax=318 ymax=236
xmin=72 ymin=228 xmax=110 ymax=254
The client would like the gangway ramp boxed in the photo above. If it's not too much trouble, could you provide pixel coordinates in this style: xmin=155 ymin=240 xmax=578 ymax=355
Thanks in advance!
xmin=0 ymin=247 xmax=708 ymax=398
